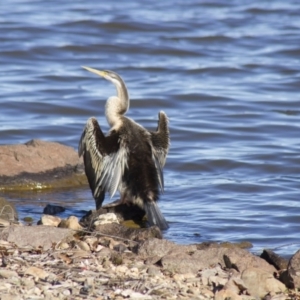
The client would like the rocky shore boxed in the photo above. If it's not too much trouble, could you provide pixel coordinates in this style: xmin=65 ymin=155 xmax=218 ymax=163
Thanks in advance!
xmin=0 ymin=140 xmax=300 ymax=299
xmin=0 ymin=218 xmax=299 ymax=300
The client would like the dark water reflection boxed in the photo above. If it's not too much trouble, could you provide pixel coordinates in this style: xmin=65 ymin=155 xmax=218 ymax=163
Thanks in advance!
xmin=1 ymin=0 xmax=300 ymax=258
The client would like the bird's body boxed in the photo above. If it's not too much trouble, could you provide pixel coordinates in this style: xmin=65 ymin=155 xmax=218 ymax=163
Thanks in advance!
xmin=79 ymin=67 xmax=170 ymax=230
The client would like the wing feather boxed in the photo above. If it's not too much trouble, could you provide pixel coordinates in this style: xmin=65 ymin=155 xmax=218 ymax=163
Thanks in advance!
xmin=79 ymin=117 xmax=127 ymax=205
xmin=150 ymin=111 xmax=170 ymax=192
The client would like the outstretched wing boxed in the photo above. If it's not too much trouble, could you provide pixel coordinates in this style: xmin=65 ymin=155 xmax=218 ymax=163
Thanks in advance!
xmin=79 ymin=117 xmax=128 ymax=207
xmin=150 ymin=111 xmax=170 ymax=192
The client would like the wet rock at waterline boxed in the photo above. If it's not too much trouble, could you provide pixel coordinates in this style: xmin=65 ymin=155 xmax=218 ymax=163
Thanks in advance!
xmin=43 ymin=203 xmax=66 ymax=215
xmin=0 ymin=139 xmax=87 ymax=190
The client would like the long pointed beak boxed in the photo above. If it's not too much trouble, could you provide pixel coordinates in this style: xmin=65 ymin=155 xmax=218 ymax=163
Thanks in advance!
xmin=82 ymin=66 xmax=107 ymax=78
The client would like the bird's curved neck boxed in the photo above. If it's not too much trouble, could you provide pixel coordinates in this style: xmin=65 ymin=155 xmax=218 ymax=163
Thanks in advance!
xmin=105 ymin=82 xmax=129 ymax=129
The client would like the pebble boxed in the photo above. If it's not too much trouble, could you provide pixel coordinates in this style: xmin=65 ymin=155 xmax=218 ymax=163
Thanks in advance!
xmin=59 ymin=216 xmax=82 ymax=230
xmin=40 ymin=214 xmax=61 ymax=227
xmin=25 ymin=266 xmax=49 ymax=280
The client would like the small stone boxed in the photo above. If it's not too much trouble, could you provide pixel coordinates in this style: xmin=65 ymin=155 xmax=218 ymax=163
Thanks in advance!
xmin=25 ymin=266 xmax=49 ymax=280
xmin=57 ymin=242 xmax=70 ymax=250
xmin=85 ymin=237 xmax=98 ymax=250
xmin=113 ymin=243 xmax=128 ymax=252
xmin=27 ymin=286 xmax=42 ymax=296
xmin=201 ymin=287 xmax=214 ymax=298
xmin=62 ymin=289 xmax=71 ymax=296
xmin=59 ymin=216 xmax=82 ymax=230
xmin=40 ymin=214 xmax=61 ymax=227
xmin=77 ymin=241 xmax=90 ymax=251
xmin=116 ymin=265 xmax=128 ymax=274
xmin=22 ymin=278 xmax=35 ymax=289
xmin=147 ymin=266 xmax=161 ymax=276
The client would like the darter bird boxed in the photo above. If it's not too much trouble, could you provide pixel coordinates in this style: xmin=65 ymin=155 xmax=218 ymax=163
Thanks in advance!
xmin=79 ymin=67 xmax=170 ymax=230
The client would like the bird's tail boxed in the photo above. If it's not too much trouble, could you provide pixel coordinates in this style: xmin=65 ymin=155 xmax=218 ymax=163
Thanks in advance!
xmin=144 ymin=201 xmax=169 ymax=230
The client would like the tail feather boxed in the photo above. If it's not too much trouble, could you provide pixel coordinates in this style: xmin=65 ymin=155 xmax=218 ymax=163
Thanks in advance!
xmin=144 ymin=201 xmax=169 ymax=230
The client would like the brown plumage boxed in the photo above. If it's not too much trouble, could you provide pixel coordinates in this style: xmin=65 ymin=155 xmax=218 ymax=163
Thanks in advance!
xmin=79 ymin=67 xmax=170 ymax=230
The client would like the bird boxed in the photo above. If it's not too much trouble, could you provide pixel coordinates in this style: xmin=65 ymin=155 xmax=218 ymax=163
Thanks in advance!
xmin=79 ymin=66 xmax=170 ymax=230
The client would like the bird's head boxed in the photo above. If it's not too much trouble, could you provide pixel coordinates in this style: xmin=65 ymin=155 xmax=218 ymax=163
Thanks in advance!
xmin=82 ymin=66 xmax=124 ymax=90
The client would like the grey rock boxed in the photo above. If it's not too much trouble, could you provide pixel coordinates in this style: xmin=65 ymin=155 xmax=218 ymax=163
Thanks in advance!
xmin=286 ymin=249 xmax=300 ymax=288
xmin=137 ymin=238 xmax=176 ymax=258
xmin=223 ymin=247 xmax=276 ymax=274
xmin=161 ymin=252 xmax=204 ymax=274
xmin=241 ymin=267 xmax=286 ymax=298
xmin=0 ymin=225 xmax=74 ymax=250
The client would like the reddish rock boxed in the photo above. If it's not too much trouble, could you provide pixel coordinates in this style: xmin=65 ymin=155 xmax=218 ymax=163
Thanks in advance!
xmin=0 ymin=139 xmax=87 ymax=190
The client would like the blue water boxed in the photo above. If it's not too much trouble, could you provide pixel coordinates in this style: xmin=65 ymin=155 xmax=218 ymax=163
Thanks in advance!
xmin=1 ymin=0 xmax=300 ymax=258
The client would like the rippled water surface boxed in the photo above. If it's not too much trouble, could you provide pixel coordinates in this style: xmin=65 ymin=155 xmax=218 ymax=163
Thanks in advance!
xmin=1 ymin=0 xmax=300 ymax=257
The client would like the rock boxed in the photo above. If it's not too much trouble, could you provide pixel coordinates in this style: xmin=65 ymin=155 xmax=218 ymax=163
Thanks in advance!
xmin=94 ymin=223 xmax=162 ymax=243
xmin=0 ymin=270 xmax=18 ymax=278
xmin=0 ymin=218 xmax=10 ymax=227
xmin=0 ymin=197 xmax=18 ymax=221
xmin=0 ymin=225 xmax=74 ymax=250
xmin=77 ymin=241 xmax=90 ymax=251
xmin=215 ymin=289 xmax=242 ymax=300
xmin=137 ymin=238 xmax=177 ymax=258
xmin=223 ymin=247 xmax=276 ymax=274
xmin=260 ymin=249 xmax=289 ymax=270
xmin=94 ymin=213 xmax=120 ymax=225
xmin=43 ymin=204 xmax=66 ymax=215
xmin=147 ymin=266 xmax=162 ymax=276
xmin=161 ymin=252 xmax=205 ymax=274
xmin=120 ymin=289 xmax=152 ymax=299
xmin=59 ymin=216 xmax=83 ymax=230
xmin=80 ymin=204 xmax=146 ymax=227
xmin=39 ymin=215 xmax=61 ymax=227
xmin=0 ymin=139 xmax=87 ymax=190
xmin=286 ymin=249 xmax=300 ymax=288
xmin=241 ymin=267 xmax=286 ymax=298
xmin=25 ymin=266 xmax=49 ymax=280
